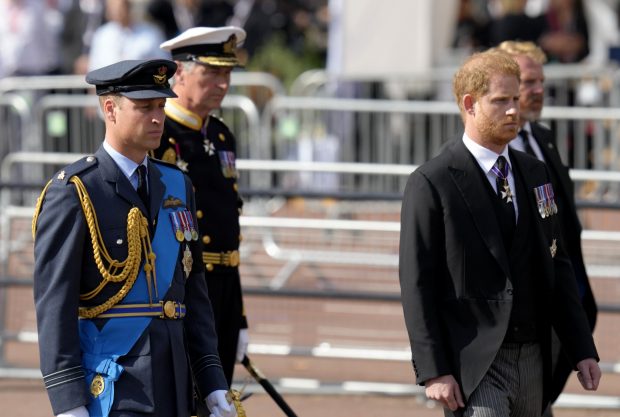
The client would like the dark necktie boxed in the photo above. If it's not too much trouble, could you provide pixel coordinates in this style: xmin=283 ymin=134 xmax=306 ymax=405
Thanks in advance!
xmin=518 ymin=129 xmax=537 ymax=158
xmin=492 ymin=156 xmax=516 ymax=237
xmin=136 ymin=164 xmax=149 ymax=210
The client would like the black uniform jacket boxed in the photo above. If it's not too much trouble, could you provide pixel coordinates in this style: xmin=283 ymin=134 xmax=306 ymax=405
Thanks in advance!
xmin=154 ymin=110 xmax=242 ymax=253
xmin=399 ymin=139 xmax=598 ymax=403
xmin=33 ymin=146 xmax=227 ymax=416
xmin=154 ymin=105 xmax=248 ymax=384
xmin=154 ymin=106 xmax=246 ymax=322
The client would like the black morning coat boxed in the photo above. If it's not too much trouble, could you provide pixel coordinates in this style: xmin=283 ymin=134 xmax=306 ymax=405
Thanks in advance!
xmin=399 ymin=139 xmax=598 ymax=410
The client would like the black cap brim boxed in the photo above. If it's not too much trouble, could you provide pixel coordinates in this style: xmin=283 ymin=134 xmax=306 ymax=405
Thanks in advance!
xmin=87 ymin=59 xmax=178 ymax=99
xmin=121 ymin=88 xmax=177 ymax=99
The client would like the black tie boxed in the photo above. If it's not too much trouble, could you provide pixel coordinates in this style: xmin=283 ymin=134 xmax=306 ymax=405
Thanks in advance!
xmin=493 ymin=156 xmax=516 ymax=242
xmin=518 ymin=129 xmax=537 ymax=158
xmin=136 ymin=164 xmax=149 ymax=210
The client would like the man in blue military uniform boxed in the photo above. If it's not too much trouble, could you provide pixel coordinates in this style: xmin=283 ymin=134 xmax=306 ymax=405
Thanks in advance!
xmin=154 ymin=26 xmax=249 ymax=386
xmin=32 ymin=59 xmax=237 ymax=417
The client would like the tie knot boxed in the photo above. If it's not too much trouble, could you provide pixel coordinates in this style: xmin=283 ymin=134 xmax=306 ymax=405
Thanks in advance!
xmin=494 ymin=156 xmax=509 ymax=178
xmin=136 ymin=165 xmax=148 ymax=190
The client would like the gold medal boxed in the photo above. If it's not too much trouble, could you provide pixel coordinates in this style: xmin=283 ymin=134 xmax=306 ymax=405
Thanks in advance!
xmin=90 ymin=374 xmax=105 ymax=398
xmin=191 ymin=229 xmax=199 ymax=241
xmin=182 ymin=245 xmax=193 ymax=278
xmin=175 ymin=230 xmax=184 ymax=242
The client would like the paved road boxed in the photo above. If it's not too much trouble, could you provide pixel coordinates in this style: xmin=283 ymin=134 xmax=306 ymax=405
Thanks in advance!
xmin=1 ymin=205 xmax=619 ymax=416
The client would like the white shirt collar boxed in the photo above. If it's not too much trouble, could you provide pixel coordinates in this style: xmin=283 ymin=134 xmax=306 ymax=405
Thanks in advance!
xmin=462 ymin=133 xmax=512 ymax=175
xmin=103 ymin=140 xmax=148 ymax=181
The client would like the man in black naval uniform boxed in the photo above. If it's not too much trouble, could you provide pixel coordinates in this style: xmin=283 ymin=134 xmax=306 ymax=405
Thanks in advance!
xmin=32 ymin=59 xmax=236 ymax=417
xmin=497 ymin=40 xmax=598 ymax=417
xmin=154 ymin=26 xmax=248 ymax=386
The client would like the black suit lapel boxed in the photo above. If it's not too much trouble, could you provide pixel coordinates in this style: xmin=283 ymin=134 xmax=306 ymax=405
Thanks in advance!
xmin=447 ymin=141 xmax=511 ymax=276
xmin=530 ymin=124 xmax=572 ymax=197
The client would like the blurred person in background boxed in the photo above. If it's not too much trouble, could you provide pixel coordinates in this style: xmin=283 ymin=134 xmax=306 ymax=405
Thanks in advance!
xmin=399 ymin=49 xmax=600 ymax=417
xmin=486 ymin=0 xmax=546 ymax=47
xmin=539 ymin=0 xmax=589 ymax=63
xmin=58 ymin=0 xmax=105 ymax=74
xmin=497 ymin=40 xmax=597 ymax=417
xmin=452 ymin=0 xmax=491 ymax=50
xmin=147 ymin=0 xmax=234 ymax=39
xmin=154 ymin=26 xmax=249 ymax=387
xmin=0 ymin=0 xmax=63 ymax=77
xmin=87 ymin=0 xmax=169 ymax=72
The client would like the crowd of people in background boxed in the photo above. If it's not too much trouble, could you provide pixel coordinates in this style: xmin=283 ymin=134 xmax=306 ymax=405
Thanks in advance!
xmin=453 ymin=0 xmax=620 ymax=66
xmin=3 ymin=0 xmax=620 ymax=84
xmin=0 ymin=0 xmax=329 ymax=81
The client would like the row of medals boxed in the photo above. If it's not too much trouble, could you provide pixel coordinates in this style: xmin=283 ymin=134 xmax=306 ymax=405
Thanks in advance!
xmin=170 ymin=210 xmax=199 ymax=242
xmin=539 ymin=201 xmax=558 ymax=218
xmin=534 ymin=184 xmax=558 ymax=218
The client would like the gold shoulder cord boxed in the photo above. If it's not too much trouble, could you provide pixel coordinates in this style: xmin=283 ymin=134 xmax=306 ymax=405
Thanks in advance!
xmin=32 ymin=176 xmax=158 ymax=318
xmin=32 ymin=180 xmax=53 ymax=239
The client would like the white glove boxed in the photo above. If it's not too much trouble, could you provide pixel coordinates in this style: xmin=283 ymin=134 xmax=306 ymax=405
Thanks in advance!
xmin=206 ymin=389 xmax=237 ymax=417
xmin=56 ymin=406 xmax=90 ymax=417
xmin=236 ymin=328 xmax=249 ymax=362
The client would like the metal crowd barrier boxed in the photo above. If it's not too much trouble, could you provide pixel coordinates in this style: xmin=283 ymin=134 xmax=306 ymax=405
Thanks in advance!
xmin=19 ymin=94 xmax=620 ymax=197
xmin=0 ymin=72 xmax=285 ymax=91
xmin=29 ymin=94 xmax=260 ymax=154
xmin=4 ymin=72 xmax=620 ymax=196
xmin=259 ymin=96 xmax=620 ymax=198
xmin=290 ymin=64 xmax=620 ymax=107
xmin=0 ymin=154 xmax=619 ymax=411
xmin=0 ymin=94 xmax=33 ymax=156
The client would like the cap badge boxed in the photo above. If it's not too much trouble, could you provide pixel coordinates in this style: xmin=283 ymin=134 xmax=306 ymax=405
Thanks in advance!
xmin=153 ymin=66 xmax=168 ymax=85
xmin=223 ymin=35 xmax=237 ymax=54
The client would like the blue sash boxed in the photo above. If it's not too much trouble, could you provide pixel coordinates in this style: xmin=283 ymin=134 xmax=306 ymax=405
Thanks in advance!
xmin=79 ymin=165 xmax=185 ymax=417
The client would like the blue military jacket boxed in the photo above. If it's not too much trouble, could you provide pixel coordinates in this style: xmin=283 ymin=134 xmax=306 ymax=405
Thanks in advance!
xmin=33 ymin=146 xmax=227 ymax=416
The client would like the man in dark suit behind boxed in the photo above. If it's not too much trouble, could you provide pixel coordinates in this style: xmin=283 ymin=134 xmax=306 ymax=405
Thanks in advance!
xmin=497 ymin=40 xmax=597 ymax=417
xmin=399 ymin=50 xmax=601 ymax=417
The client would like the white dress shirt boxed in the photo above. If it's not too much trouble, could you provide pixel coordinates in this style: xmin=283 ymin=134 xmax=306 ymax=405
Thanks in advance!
xmin=462 ymin=134 xmax=519 ymax=220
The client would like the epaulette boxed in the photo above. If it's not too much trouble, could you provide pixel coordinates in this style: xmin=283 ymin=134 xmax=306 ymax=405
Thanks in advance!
xmin=209 ymin=114 xmax=232 ymax=133
xmin=54 ymin=155 xmax=99 ymax=185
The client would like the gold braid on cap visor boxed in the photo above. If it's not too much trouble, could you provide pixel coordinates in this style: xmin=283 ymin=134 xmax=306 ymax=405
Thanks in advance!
xmin=192 ymin=56 xmax=239 ymax=67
